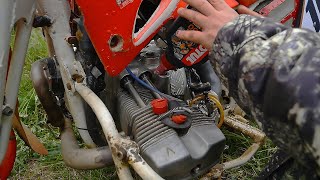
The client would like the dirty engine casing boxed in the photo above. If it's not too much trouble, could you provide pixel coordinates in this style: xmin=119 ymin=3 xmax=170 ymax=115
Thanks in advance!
xmin=110 ymin=43 xmax=226 ymax=180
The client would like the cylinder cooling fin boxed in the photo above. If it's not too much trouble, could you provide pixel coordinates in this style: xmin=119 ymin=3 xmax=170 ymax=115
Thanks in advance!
xmin=118 ymin=82 xmax=225 ymax=179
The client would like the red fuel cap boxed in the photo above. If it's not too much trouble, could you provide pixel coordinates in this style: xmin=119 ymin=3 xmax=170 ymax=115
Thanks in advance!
xmin=151 ymin=99 xmax=168 ymax=115
xmin=171 ymin=115 xmax=187 ymax=124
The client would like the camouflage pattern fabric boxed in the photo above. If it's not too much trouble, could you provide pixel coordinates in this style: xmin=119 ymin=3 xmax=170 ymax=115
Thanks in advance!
xmin=211 ymin=14 xmax=320 ymax=178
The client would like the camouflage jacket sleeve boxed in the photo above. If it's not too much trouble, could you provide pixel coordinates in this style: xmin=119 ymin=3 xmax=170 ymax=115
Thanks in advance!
xmin=211 ymin=14 xmax=320 ymax=173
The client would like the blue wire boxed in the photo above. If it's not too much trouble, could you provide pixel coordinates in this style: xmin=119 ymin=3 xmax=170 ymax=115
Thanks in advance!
xmin=125 ymin=67 xmax=182 ymax=101
xmin=125 ymin=67 xmax=162 ymax=95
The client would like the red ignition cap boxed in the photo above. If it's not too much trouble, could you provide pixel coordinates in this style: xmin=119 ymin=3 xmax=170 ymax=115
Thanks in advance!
xmin=151 ymin=99 xmax=168 ymax=115
xmin=171 ymin=115 xmax=187 ymax=124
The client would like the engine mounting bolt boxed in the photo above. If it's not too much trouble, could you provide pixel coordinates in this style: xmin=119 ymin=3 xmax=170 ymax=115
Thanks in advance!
xmin=66 ymin=36 xmax=78 ymax=46
xmin=116 ymin=151 xmax=124 ymax=160
xmin=2 ymin=105 xmax=13 ymax=116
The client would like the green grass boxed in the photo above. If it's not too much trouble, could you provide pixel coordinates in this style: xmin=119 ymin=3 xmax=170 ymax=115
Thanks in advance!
xmin=9 ymin=29 xmax=275 ymax=179
xmin=222 ymin=127 xmax=276 ymax=179
xmin=10 ymin=29 xmax=115 ymax=179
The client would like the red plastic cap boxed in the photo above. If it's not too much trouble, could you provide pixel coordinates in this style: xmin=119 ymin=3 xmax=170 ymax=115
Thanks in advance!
xmin=151 ymin=99 xmax=168 ymax=115
xmin=225 ymin=0 xmax=239 ymax=8
xmin=171 ymin=115 xmax=187 ymax=124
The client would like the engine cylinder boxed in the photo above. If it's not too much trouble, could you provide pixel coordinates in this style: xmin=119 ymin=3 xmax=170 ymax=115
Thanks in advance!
xmin=118 ymin=84 xmax=225 ymax=179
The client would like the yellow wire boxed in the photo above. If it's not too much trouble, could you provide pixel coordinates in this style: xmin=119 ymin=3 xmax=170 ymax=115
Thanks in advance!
xmin=189 ymin=94 xmax=224 ymax=128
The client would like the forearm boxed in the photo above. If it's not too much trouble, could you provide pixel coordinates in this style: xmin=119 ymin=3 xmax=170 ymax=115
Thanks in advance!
xmin=211 ymin=14 xmax=320 ymax=172
xmin=211 ymin=15 xmax=288 ymax=109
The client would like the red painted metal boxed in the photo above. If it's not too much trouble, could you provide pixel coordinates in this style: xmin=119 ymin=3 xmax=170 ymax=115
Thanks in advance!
xmin=225 ymin=0 xmax=239 ymax=8
xmin=77 ymin=0 xmax=303 ymax=76
xmin=76 ymin=0 xmax=186 ymax=76
xmin=280 ymin=0 xmax=301 ymax=24
xmin=0 ymin=130 xmax=17 ymax=179
xmin=281 ymin=12 xmax=294 ymax=24
xmin=259 ymin=0 xmax=286 ymax=16
xmin=259 ymin=0 xmax=301 ymax=26
xmin=238 ymin=0 xmax=257 ymax=7
xmin=292 ymin=0 xmax=303 ymax=26
xmin=0 ymin=49 xmax=16 ymax=179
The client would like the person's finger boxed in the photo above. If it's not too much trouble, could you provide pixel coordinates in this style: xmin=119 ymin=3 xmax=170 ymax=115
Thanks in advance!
xmin=237 ymin=5 xmax=263 ymax=17
xmin=178 ymin=8 xmax=208 ymax=28
xmin=207 ymin=0 xmax=229 ymax=11
xmin=176 ymin=30 xmax=210 ymax=48
xmin=183 ymin=0 xmax=216 ymax=16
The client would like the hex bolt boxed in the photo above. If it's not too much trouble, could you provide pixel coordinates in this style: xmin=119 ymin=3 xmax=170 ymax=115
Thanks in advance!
xmin=116 ymin=151 xmax=124 ymax=160
xmin=66 ymin=36 xmax=78 ymax=46
xmin=2 ymin=105 xmax=13 ymax=116
xmin=191 ymin=166 xmax=201 ymax=176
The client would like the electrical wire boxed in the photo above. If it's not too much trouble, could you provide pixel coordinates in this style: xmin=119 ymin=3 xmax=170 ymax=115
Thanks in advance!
xmin=189 ymin=94 xmax=225 ymax=128
xmin=125 ymin=67 xmax=224 ymax=127
xmin=125 ymin=67 xmax=182 ymax=101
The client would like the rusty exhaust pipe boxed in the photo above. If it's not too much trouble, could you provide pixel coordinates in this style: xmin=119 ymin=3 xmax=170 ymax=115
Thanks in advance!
xmin=32 ymin=58 xmax=114 ymax=169
xmin=61 ymin=119 xmax=113 ymax=169
xmin=31 ymin=58 xmax=64 ymax=127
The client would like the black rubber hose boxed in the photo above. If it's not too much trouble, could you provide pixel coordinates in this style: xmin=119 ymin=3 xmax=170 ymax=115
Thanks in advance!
xmin=194 ymin=61 xmax=222 ymax=97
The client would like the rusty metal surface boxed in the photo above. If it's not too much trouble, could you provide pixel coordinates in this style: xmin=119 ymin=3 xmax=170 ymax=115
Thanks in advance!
xmin=75 ymin=83 xmax=133 ymax=179
xmin=60 ymin=119 xmax=113 ymax=169
xmin=203 ymin=112 xmax=266 ymax=179
xmin=200 ymin=164 xmax=223 ymax=180
xmin=0 ymin=0 xmax=36 ymax=162
xmin=36 ymin=0 xmax=96 ymax=147
xmin=31 ymin=58 xmax=64 ymax=127
xmin=75 ymin=83 xmax=164 ymax=179
xmin=223 ymin=142 xmax=261 ymax=170
xmin=12 ymin=103 xmax=48 ymax=155
xmin=224 ymin=115 xmax=265 ymax=143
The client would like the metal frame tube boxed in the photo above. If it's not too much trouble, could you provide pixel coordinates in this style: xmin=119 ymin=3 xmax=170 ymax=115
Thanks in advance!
xmin=75 ymin=83 xmax=164 ymax=180
xmin=203 ymin=115 xmax=266 ymax=179
xmin=75 ymin=83 xmax=133 ymax=179
xmin=61 ymin=119 xmax=113 ymax=169
xmin=223 ymin=142 xmax=261 ymax=170
xmin=221 ymin=116 xmax=265 ymax=169
xmin=224 ymin=116 xmax=266 ymax=143
xmin=127 ymin=150 xmax=164 ymax=180
xmin=0 ymin=0 xmax=13 ymax=124
xmin=36 ymin=0 xmax=96 ymax=147
xmin=0 ymin=0 xmax=36 ymax=163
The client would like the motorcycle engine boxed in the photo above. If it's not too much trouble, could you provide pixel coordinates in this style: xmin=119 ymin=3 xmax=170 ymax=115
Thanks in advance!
xmin=65 ymin=4 xmax=226 ymax=178
xmin=104 ymin=41 xmax=226 ymax=179
xmin=33 ymin=16 xmax=226 ymax=179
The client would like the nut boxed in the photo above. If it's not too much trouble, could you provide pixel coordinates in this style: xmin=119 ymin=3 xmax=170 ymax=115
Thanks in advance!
xmin=2 ymin=105 xmax=13 ymax=116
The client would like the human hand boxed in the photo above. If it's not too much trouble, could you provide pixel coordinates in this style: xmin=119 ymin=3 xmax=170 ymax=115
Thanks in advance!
xmin=176 ymin=0 xmax=239 ymax=51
